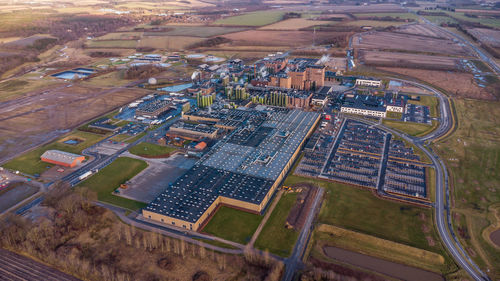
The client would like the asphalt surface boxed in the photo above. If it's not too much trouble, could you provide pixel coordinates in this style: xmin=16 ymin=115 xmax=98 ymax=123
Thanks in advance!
xmin=63 ymin=115 xmax=181 ymax=186
xmin=349 ymin=77 xmax=490 ymax=281
xmin=419 ymin=18 xmax=500 ymax=75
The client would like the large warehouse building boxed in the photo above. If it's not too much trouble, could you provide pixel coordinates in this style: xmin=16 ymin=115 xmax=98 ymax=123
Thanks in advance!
xmin=41 ymin=150 xmax=85 ymax=168
xmin=143 ymin=108 xmax=320 ymax=231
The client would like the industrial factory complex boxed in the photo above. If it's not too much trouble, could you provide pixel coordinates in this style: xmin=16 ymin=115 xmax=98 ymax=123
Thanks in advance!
xmin=143 ymin=108 xmax=320 ymax=230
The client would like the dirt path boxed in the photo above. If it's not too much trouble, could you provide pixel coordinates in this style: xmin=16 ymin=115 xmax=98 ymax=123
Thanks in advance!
xmin=323 ymin=246 xmax=444 ymax=281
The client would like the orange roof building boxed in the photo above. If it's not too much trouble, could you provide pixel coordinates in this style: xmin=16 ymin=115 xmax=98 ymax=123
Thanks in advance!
xmin=41 ymin=150 xmax=85 ymax=168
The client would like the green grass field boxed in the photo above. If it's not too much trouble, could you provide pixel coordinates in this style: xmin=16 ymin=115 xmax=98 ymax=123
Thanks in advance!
xmin=409 ymin=95 xmax=439 ymax=118
xmin=382 ymin=119 xmax=438 ymax=137
xmin=152 ymin=26 xmax=249 ymax=37
xmin=254 ymin=192 xmax=299 ymax=257
xmin=353 ymin=12 xmax=419 ymax=20
xmin=434 ymin=99 xmax=500 ymax=278
xmin=77 ymin=157 xmax=148 ymax=211
xmin=124 ymin=132 xmax=146 ymax=144
xmin=3 ymin=131 xmax=108 ymax=175
xmin=342 ymin=19 xmax=408 ymax=27
xmin=86 ymin=40 xmax=138 ymax=49
xmin=444 ymin=11 xmax=500 ymax=28
xmin=202 ymin=206 xmax=262 ymax=244
xmin=284 ymin=175 xmax=446 ymax=254
xmin=423 ymin=15 xmax=459 ymax=25
xmin=109 ymin=134 xmax=132 ymax=142
xmin=215 ymin=11 xmax=285 ymax=26
xmin=129 ymin=142 xmax=177 ymax=157
xmin=386 ymin=111 xmax=403 ymax=119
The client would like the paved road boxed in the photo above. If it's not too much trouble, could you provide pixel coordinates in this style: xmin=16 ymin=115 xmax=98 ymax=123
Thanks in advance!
xmin=419 ymin=18 xmax=500 ymax=75
xmin=63 ymin=115 xmax=180 ymax=186
xmin=348 ymin=78 xmax=490 ymax=281
xmin=281 ymin=187 xmax=324 ymax=281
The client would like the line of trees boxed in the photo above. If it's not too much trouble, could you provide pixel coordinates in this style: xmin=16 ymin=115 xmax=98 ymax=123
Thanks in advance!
xmin=0 ymin=183 xmax=284 ymax=281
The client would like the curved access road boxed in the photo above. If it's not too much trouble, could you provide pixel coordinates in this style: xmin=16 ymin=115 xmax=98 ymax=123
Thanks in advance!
xmin=419 ymin=17 xmax=500 ymax=75
xmin=353 ymin=77 xmax=490 ymax=281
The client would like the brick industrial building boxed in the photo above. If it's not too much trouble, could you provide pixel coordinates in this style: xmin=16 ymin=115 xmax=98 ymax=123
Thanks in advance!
xmin=143 ymin=108 xmax=320 ymax=231
xmin=264 ymin=58 xmax=325 ymax=90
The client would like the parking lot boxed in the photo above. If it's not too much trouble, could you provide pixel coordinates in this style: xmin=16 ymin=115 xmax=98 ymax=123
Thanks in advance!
xmin=322 ymin=120 xmax=386 ymax=188
xmin=295 ymin=118 xmax=429 ymax=199
xmin=116 ymin=153 xmax=197 ymax=203
xmin=93 ymin=140 xmax=128 ymax=155
xmin=403 ymin=104 xmax=431 ymax=124
xmin=383 ymin=139 xmax=427 ymax=198
xmin=118 ymin=123 xmax=149 ymax=136
xmin=295 ymin=115 xmax=343 ymax=178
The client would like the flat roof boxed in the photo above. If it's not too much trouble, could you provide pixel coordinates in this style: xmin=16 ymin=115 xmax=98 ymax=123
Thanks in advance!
xmin=146 ymin=108 xmax=319 ymax=223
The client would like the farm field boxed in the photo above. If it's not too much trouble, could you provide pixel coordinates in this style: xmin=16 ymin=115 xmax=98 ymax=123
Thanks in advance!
xmin=202 ymin=206 xmax=262 ymax=245
xmin=215 ymin=10 xmax=286 ymax=26
xmin=137 ymin=36 xmax=204 ymax=50
xmin=422 ymin=15 xmax=459 ymax=26
xmin=150 ymin=26 xmax=249 ymax=37
xmin=378 ymin=67 xmax=497 ymax=100
xmin=0 ymin=83 xmax=147 ymax=164
xmin=444 ymin=11 xmax=500 ymax=28
xmin=342 ymin=19 xmax=408 ymax=27
xmin=86 ymin=39 xmax=138 ymax=49
xmin=0 ymin=78 xmax=61 ymax=101
xmin=353 ymin=12 xmax=418 ymax=20
xmin=353 ymin=31 xmax=469 ymax=56
xmin=259 ymin=18 xmax=334 ymax=30
xmin=359 ymin=50 xmax=459 ymax=70
xmin=434 ymin=99 xmax=500 ymax=279
xmin=466 ymin=28 xmax=500 ymax=48
xmin=2 ymin=34 xmax=56 ymax=48
xmin=77 ymin=157 xmax=148 ymax=210
xmin=0 ymin=37 xmax=22 ymax=44
xmin=282 ymin=3 xmax=405 ymax=13
xmin=395 ymin=24 xmax=450 ymax=39
xmin=95 ymin=32 xmax=142 ymax=40
xmin=224 ymin=30 xmax=347 ymax=47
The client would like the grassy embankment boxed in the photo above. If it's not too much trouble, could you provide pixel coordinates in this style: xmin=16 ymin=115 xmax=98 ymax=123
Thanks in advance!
xmin=77 ymin=157 xmax=148 ymax=211
xmin=433 ymin=99 xmax=500 ymax=279
xmin=383 ymin=119 xmax=439 ymax=137
xmin=285 ymin=174 xmax=457 ymax=275
xmin=311 ymin=224 xmax=447 ymax=274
